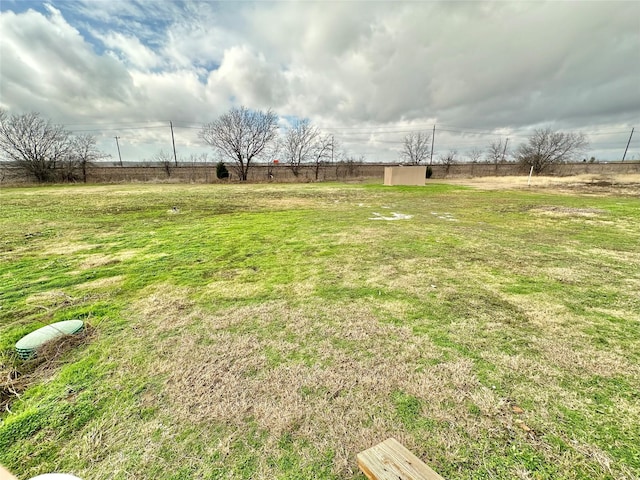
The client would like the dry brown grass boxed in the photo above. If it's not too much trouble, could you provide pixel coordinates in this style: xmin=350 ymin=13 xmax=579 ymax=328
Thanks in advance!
xmin=490 ymin=287 xmax=640 ymax=377
xmin=106 ymin=256 xmax=639 ymax=477
xmin=77 ymin=250 xmax=138 ymax=270
xmin=74 ymin=275 xmax=126 ymax=291
xmin=124 ymin=287 xmax=544 ymax=477
xmin=530 ymin=206 xmax=607 ymax=217
xmin=204 ymin=280 xmax=269 ymax=301
xmin=444 ymin=174 xmax=640 ymax=195
xmin=587 ymin=247 xmax=640 ymax=266
xmin=451 ymin=325 xmax=636 ymax=477
xmin=41 ymin=242 xmax=95 ymax=256
xmin=25 ymin=290 xmax=77 ymax=310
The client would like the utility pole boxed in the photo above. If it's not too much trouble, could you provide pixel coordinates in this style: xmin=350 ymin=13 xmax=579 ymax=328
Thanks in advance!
xmin=114 ymin=136 xmax=122 ymax=166
xmin=430 ymin=124 xmax=436 ymax=165
xmin=622 ymin=127 xmax=634 ymax=162
xmin=331 ymin=135 xmax=334 ymax=163
xmin=501 ymin=138 xmax=509 ymax=163
xmin=170 ymin=121 xmax=178 ymax=166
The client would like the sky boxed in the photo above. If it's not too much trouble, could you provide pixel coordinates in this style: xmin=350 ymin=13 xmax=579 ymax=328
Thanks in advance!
xmin=0 ymin=0 xmax=639 ymax=163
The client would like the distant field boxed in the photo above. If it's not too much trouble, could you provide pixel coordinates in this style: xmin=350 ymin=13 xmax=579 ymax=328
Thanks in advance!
xmin=1 ymin=179 xmax=638 ymax=479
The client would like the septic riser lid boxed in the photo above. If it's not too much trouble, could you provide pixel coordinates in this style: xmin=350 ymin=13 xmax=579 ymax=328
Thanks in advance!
xmin=16 ymin=320 xmax=84 ymax=359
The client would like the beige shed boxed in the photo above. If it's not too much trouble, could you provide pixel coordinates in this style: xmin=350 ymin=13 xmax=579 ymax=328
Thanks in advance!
xmin=383 ymin=166 xmax=427 ymax=186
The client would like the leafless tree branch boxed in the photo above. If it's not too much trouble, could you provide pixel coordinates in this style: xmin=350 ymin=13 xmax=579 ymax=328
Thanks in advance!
xmin=0 ymin=110 xmax=73 ymax=182
xmin=200 ymin=106 xmax=278 ymax=181
xmin=71 ymin=134 xmax=109 ymax=183
xmin=517 ymin=128 xmax=588 ymax=174
xmin=467 ymin=147 xmax=483 ymax=164
xmin=438 ymin=150 xmax=458 ymax=174
xmin=283 ymin=119 xmax=320 ymax=177
xmin=400 ymin=132 xmax=431 ymax=165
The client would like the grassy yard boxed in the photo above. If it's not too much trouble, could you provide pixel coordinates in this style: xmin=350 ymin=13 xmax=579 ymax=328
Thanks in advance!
xmin=1 ymin=180 xmax=638 ymax=479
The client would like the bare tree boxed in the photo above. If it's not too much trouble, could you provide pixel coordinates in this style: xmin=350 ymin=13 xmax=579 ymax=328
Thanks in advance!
xmin=57 ymin=154 xmax=81 ymax=182
xmin=333 ymin=147 xmax=346 ymax=179
xmin=261 ymin=136 xmax=282 ymax=180
xmin=336 ymin=153 xmax=364 ymax=179
xmin=200 ymin=106 xmax=278 ymax=181
xmin=486 ymin=139 xmax=508 ymax=164
xmin=486 ymin=139 xmax=510 ymax=175
xmin=0 ymin=110 xmax=73 ymax=182
xmin=467 ymin=147 xmax=483 ymax=163
xmin=72 ymin=134 xmax=109 ymax=183
xmin=151 ymin=150 xmax=175 ymax=177
xmin=283 ymin=119 xmax=319 ymax=177
xmin=311 ymin=134 xmax=333 ymax=180
xmin=400 ymin=131 xmax=431 ymax=165
xmin=517 ymin=128 xmax=588 ymax=174
xmin=183 ymin=152 xmax=210 ymax=165
xmin=438 ymin=150 xmax=458 ymax=174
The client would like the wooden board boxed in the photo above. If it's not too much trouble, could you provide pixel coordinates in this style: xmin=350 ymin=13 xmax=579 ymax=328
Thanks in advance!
xmin=357 ymin=438 xmax=445 ymax=480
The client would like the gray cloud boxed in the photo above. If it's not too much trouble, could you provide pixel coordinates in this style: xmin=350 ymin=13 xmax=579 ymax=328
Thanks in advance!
xmin=0 ymin=0 xmax=638 ymax=161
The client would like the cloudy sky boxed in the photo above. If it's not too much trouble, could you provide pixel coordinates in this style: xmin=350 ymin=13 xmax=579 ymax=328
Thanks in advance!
xmin=1 ymin=0 xmax=638 ymax=162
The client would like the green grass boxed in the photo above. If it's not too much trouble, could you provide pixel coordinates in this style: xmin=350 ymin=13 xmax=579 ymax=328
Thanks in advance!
xmin=1 ymin=181 xmax=639 ymax=479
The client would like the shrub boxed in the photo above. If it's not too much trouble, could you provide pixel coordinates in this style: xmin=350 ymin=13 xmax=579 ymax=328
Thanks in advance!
xmin=426 ymin=166 xmax=433 ymax=179
xmin=216 ymin=161 xmax=229 ymax=179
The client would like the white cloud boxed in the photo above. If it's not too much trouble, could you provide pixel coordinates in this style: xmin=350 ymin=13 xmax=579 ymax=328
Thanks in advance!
xmin=130 ymin=69 xmax=207 ymax=121
xmin=161 ymin=3 xmax=241 ymax=70
xmin=95 ymin=31 xmax=162 ymax=70
xmin=0 ymin=6 xmax=135 ymax=117
xmin=206 ymin=46 xmax=287 ymax=109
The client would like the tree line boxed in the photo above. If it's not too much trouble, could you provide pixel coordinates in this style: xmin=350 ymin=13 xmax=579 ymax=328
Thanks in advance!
xmin=0 ymin=110 xmax=108 ymax=182
xmin=401 ymin=129 xmax=588 ymax=174
xmin=198 ymin=106 xmax=350 ymax=181
xmin=200 ymin=107 xmax=588 ymax=179
xmin=0 ymin=107 xmax=589 ymax=183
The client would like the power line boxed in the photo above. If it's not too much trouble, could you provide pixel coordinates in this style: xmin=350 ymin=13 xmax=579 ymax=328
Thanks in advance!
xmin=60 ymin=118 xmax=633 ymax=139
xmin=56 ymin=118 xmax=636 ymax=161
xmin=68 ymin=125 xmax=167 ymax=133
xmin=61 ymin=120 xmax=167 ymax=126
